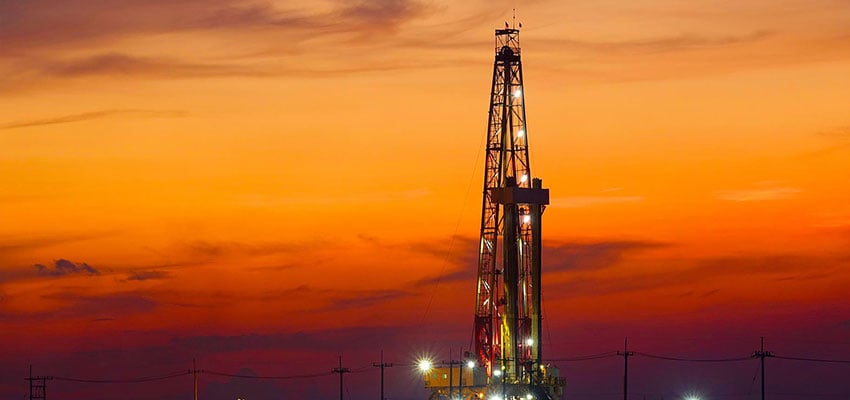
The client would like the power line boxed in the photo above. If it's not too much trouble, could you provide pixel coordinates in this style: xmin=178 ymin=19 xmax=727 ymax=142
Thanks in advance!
xmin=203 ymin=370 xmax=333 ymax=380
xmin=544 ymin=351 xmax=619 ymax=361
xmin=350 ymin=364 xmax=374 ymax=373
xmin=38 ymin=348 xmax=850 ymax=387
xmin=634 ymin=351 xmax=753 ymax=363
xmin=51 ymin=366 xmax=367 ymax=384
xmin=29 ymin=345 xmax=850 ymax=393
xmin=767 ymin=392 xmax=850 ymax=397
xmin=773 ymin=355 xmax=850 ymax=364
xmin=52 ymin=370 xmax=190 ymax=383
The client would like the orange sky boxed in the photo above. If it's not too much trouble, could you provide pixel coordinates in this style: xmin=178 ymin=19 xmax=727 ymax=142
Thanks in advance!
xmin=2 ymin=1 xmax=850 ymax=399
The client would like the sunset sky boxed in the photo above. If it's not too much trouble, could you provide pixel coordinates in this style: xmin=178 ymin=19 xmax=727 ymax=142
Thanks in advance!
xmin=2 ymin=0 xmax=850 ymax=399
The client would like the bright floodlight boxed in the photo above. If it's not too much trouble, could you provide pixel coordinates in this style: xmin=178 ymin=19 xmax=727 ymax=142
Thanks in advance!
xmin=522 ymin=215 xmax=531 ymax=224
xmin=518 ymin=129 xmax=525 ymax=137
xmin=520 ymin=174 xmax=528 ymax=183
xmin=684 ymin=397 xmax=700 ymax=400
xmin=489 ymin=395 xmax=502 ymax=400
xmin=526 ymin=338 xmax=534 ymax=346
xmin=467 ymin=360 xmax=476 ymax=369
xmin=514 ymin=88 xmax=522 ymax=98
xmin=493 ymin=368 xmax=502 ymax=377
xmin=418 ymin=359 xmax=433 ymax=372
xmin=526 ymin=394 xmax=534 ymax=400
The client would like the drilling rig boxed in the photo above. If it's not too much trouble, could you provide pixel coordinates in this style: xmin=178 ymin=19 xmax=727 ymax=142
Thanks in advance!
xmin=422 ymin=26 xmax=565 ymax=400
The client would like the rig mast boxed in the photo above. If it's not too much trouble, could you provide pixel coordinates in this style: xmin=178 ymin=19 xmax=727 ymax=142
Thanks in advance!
xmin=474 ymin=26 xmax=534 ymax=378
xmin=422 ymin=25 xmax=563 ymax=400
xmin=471 ymin=26 xmax=561 ymax=400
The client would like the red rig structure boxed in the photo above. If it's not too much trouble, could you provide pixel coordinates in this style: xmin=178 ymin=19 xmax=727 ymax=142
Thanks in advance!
xmin=421 ymin=26 xmax=565 ymax=400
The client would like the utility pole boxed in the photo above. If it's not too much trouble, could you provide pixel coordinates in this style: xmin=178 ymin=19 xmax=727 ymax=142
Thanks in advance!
xmin=333 ymin=356 xmax=351 ymax=400
xmin=752 ymin=337 xmax=774 ymax=400
xmin=443 ymin=348 xmax=462 ymax=400
xmin=26 ymin=365 xmax=52 ymax=400
xmin=372 ymin=350 xmax=393 ymax=400
xmin=458 ymin=360 xmax=463 ymax=400
xmin=459 ymin=350 xmax=470 ymax=400
xmin=617 ymin=337 xmax=634 ymax=400
xmin=192 ymin=358 xmax=200 ymax=400
xmin=449 ymin=348 xmax=453 ymax=400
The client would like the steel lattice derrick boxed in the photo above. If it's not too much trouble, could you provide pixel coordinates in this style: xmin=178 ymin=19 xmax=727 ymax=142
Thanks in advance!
xmin=473 ymin=28 xmax=534 ymax=378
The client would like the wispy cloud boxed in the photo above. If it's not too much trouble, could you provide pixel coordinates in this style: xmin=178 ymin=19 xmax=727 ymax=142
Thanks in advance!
xmin=0 ymin=0 xmax=432 ymax=55
xmin=326 ymin=289 xmax=411 ymax=310
xmin=408 ymin=235 xmax=478 ymax=267
xmin=716 ymin=186 xmax=800 ymax=202
xmin=236 ymin=188 xmax=431 ymax=207
xmin=0 ymin=0 xmax=435 ymax=93
xmin=42 ymin=53 xmax=247 ymax=78
xmin=339 ymin=0 xmax=430 ymax=28
xmin=413 ymin=238 xmax=666 ymax=285
xmin=170 ymin=325 xmax=418 ymax=353
xmin=538 ymin=30 xmax=774 ymax=55
xmin=546 ymin=240 xmax=669 ymax=272
xmin=540 ymin=28 xmax=850 ymax=82
xmin=181 ymin=239 xmax=323 ymax=259
xmin=1 ymin=292 xmax=157 ymax=322
xmin=549 ymin=252 xmax=841 ymax=299
xmin=0 ymin=233 xmax=109 ymax=254
xmin=30 ymin=52 xmax=413 ymax=81
xmin=550 ymin=195 xmax=644 ymax=208
xmin=794 ymin=125 xmax=850 ymax=160
xmin=125 ymin=270 xmax=171 ymax=281
xmin=272 ymin=286 xmax=413 ymax=312
xmin=404 ymin=235 xmax=478 ymax=286
xmin=0 ymin=108 xmax=184 ymax=130
xmin=0 ymin=233 xmax=113 ymax=282
xmin=816 ymin=126 xmax=850 ymax=139
xmin=34 ymin=259 xmax=100 ymax=276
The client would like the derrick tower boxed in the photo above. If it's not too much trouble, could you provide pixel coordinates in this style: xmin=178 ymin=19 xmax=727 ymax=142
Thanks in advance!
xmin=471 ymin=26 xmax=562 ymax=400
xmin=421 ymin=25 xmax=563 ymax=400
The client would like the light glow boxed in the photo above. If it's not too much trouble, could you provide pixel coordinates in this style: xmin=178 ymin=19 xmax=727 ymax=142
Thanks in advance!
xmin=518 ymin=129 xmax=525 ymax=137
xmin=683 ymin=391 xmax=702 ymax=400
xmin=523 ymin=215 xmax=531 ymax=224
xmin=514 ymin=88 xmax=522 ymax=98
xmin=467 ymin=360 xmax=476 ymax=369
xmin=526 ymin=338 xmax=534 ymax=346
xmin=417 ymin=358 xmax=433 ymax=372
xmin=493 ymin=369 xmax=502 ymax=377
